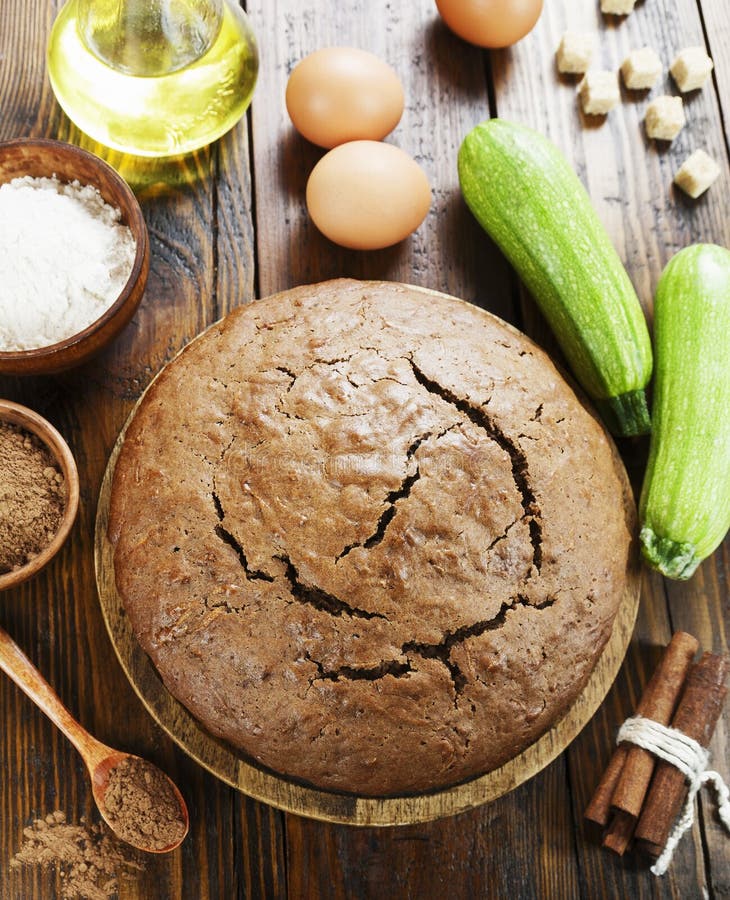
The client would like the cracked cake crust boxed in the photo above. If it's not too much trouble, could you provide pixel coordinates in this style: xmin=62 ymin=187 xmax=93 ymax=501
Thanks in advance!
xmin=108 ymin=279 xmax=634 ymax=796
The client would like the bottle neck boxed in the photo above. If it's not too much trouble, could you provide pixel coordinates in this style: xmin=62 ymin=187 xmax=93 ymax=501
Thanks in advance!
xmin=76 ymin=0 xmax=224 ymax=77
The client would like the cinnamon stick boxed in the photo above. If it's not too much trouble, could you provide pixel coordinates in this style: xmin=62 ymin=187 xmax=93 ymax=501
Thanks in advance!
xmin=585 ymin=745 xmax=628 ymax=835
xmin=635 ymin=652 xmax=729 ymax=857
xmin=601 ymin=631 xmax=699 ymax=854
xmin=602 ymin=809 xmax=635 ymax=855
xmin=585 ymin=631 xmax=699 ymax=843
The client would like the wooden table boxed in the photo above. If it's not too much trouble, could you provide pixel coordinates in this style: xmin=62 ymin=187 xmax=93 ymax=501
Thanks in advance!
xmin=2 ymin=1 xmax=728 ymax=897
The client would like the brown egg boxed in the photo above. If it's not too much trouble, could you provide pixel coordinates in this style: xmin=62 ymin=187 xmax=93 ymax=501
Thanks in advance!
xmin=435 ymin=0 xmax=543 ymax=48
xmin=306 ymin=141 xmax=431 ymax=250
xmin=286 ymin=47 xmax=405 ymax=149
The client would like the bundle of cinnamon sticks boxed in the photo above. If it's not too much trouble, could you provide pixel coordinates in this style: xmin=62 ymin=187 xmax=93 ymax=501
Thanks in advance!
xmin=585 ymin=631 xmax=728 ymax=859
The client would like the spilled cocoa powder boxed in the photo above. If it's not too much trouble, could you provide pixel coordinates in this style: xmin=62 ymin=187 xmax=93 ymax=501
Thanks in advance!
xmin=103 ymin=757 xmax=187 ymax=851
xmin=0 ymin=421 xmax=66 ymax=574
xmin=9 ymin=810 xmax=145 ymax=900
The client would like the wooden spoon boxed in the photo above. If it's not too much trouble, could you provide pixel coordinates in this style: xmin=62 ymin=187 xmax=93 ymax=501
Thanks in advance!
xmin=0 ymin=624 xmax=189 ymax=852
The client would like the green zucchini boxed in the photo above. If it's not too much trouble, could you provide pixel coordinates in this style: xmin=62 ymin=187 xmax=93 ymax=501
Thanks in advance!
xmin=458 ymin=118 xmax=652 ymax=437
xmin=639 ymin=243 xmax=730 ymax=580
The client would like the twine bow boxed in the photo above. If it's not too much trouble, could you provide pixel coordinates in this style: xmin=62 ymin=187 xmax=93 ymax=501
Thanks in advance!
xmin=617 ymin=715 xmax=730 ymax=876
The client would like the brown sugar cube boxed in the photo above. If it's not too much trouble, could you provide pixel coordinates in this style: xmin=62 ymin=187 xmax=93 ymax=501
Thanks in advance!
xmin=579 ymin=71 xmax=620 ymax=115
xmin=645 ymin=96 xmax=686 ymax=141
xmin=621 ymin=47 xmax=662 ymax=90
xmin=557 ymin=32 xmax=596 ymax=74
xmin=674 ymin=149 xmax=721 ymax=198
xmin=670 ymin=47 xmax=714 ymax=92
xmin=601 ymin=0 xmax=636 ymax=14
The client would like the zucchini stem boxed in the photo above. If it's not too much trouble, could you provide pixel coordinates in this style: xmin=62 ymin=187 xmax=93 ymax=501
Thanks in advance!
xmin=639 ymin=527 xmax=700 ymax=580
xmin=594 ymin=389 xmax=651 ymax=438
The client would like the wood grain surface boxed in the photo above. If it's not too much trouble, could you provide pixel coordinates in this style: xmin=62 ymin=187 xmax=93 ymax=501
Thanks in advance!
xmin=1 ymin=0 xmax=728 ymax=898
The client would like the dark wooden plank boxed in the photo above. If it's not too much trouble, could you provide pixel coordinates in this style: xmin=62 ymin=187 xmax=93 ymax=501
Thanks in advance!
xmin=0 ymin=0 xmax=51 ymax=139
xmin=286 ymin=758 xmax=578 ymax=900
xmin=699 ymin=0 xmax=730 ymax=149
xmin=214 ymin=117 xmax=290 ymax=900
xmin=246 ymin=1 xmax=581 ymax=897
xmin=665 ymin=543 xmax=730 ymax=896
xmin=568 ymin=573 xmax=709 ymax=897
xmin=0 ymin=3 xmax=284 ymax=897
xmin=0 ymin=195 xmax=231 ymax=900
xmin=491 ymin=0 xmax=729 ymax=313
xmin=247 ymin=0 xmax=517 ymax=322
xmin=488 ymin=0 xmax=729 ymax=894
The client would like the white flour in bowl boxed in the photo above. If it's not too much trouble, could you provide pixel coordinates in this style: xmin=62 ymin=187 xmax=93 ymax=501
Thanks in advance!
xmin=0 ymin=175 xmax=136 ymax=351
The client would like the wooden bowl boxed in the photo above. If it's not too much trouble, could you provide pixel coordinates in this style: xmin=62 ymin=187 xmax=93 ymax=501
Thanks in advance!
xmin=0 ymin=399 xmax=80 ymax=591
xmin=0 ymin=138 xmax=149 ymax=376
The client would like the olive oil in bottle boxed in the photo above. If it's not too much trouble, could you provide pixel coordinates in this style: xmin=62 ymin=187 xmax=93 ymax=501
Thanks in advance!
xmin=47 ymin=0 xmax=258 ymax=157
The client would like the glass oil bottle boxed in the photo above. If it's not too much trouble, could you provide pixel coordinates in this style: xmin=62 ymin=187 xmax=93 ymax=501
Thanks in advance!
xmin=47 ymin=0 xmax=258 ymax=157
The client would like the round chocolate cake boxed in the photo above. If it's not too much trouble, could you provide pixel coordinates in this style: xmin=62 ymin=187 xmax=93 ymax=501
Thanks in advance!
xmin=108 ymin=279 xmax=634 ymax=796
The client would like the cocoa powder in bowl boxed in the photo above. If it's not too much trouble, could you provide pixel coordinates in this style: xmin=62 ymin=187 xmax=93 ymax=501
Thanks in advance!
xmin=0 ymin=421 xmax=66 ymax=573
xmin=102 ymin=758 xmax=186 ymax=851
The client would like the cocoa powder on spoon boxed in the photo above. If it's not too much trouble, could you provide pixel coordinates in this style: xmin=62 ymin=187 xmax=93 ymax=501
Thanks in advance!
xmin=102 ymin=757 xmax=188 ymax=852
